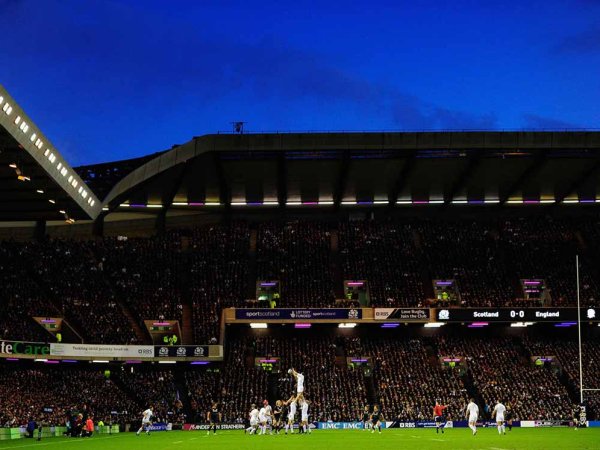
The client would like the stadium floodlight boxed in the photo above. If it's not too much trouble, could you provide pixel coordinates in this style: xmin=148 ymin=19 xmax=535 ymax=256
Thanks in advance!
xmin=484 ymin=199 xmax=500 ymax=204
xmin=451 ymin=199 xmax=468 ymax=204
xmin=250 ymin=323 xmax=268 ymax=329
xmin=373 ymin=200 xmax=389 ymax=204
xmin=231 ymin=202 xmax=247 ymax=206
xmin=396 ymin=200 xmax=412 ymax=204
xmin=0 ymin=96 xmax=3 ymax=105
xmin=286 ymin=201 xmax=302 ymax=206
xmin=172 ymin=202 xmax=188 ymax=206
xmin=14 ymin=115 xmax=21 ymax=124
xmin=563 ymin=199 xmax=579 ymax=204
xmin=424 ymin=322 xmax=445 ymax=328
xmin=339 ymin=323 xmax=357 ymax=328
xmin=36 ymin=189 xmax=44 ymax=194
xmin=205 ymin=202 xmax=221 ymax=206
xmin=48 ymin=199 xmax=55 ymax=204
xmin=510 ymin=322 xmax=534 ymax=327
xmin=8 ymin=163 xmax=17 ymax=168
xmin=91 ymin=360 xmax=109 ymax=363
xmin=318 ymin=201 xmax=335 ymax=205
xmin=295 ymin=323 xmax=312 ymax=329
xmin=341 ymin=200 xmax=356 ymax=205
xmin=429 ymin=199 xmax=445 ymax=204
xmin=158 ymin=361 xmax=177 ymax=364
xmin=34 ymin=359 xmax=48 ymax=362
xmin=263 ymin=201 xmax=279 ymax=206
xmin=30 ymin=133 xmax=37 ymax=142
xmin=540 ymin=199 xmax=555 ymax=204
xmin=59 ymin=210 xmax=66 ymax=214
xmin=146 ymin=204 xmax=162 ymax=208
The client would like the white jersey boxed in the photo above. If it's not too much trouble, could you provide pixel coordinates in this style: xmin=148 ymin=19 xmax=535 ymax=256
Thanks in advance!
xmin=142 ymin=409 xmax=152 ymax=424
xmin=301 ymin=402 xmax=309 ymax=421
xmin=264 ymin=404 xmax=273 ymax=422
xmin=250 ymin=408 xmax=259 ymax=425
xmin=259 ymin=407 xmax=267 ymax=422
xmin=467 ymin=402 xmax=479 ymax=421
xmin=297 ymin=373 xmax=305 ymax=393
xmin=494 ymin=403 xmax=506 ymax=421
xmin=288 ymin=401 xmax=297 ymax=420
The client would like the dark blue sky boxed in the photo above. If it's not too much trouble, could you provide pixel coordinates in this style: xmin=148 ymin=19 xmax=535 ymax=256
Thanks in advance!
xmin=1 ymin=0 xmax=599 ymax=165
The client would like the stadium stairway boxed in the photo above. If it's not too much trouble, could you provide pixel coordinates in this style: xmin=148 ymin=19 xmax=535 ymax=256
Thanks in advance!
xmin=330 ymin=229 xmax=345 ymax=299
xmin=121 ymin=302 xmax=152 ymax=343
xmin=181 ymin=303 xmax=194 ymax=344
xmin=246 ymin=226 xmax=258 ymax=299
xmin=174 ymin=369 xmax=193 ymax=419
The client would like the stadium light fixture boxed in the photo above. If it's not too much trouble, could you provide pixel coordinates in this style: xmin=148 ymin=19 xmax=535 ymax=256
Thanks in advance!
xmin=373 ymin=200 xmax=389 ymax=205
xmin=91 ymin=360 xmax=110 ymax=363
xmin=0 ymin=96 xmax=3 ymax=105
xmin=36 ymin=189 xmax=44 ymax=194
xmin=263 ymin=201 xmax=279 ymax=206
xmin=250 ymin=323 xmax=268 ymax=329
xmin=396 ymin=200 xmax=412 ymax=205
xmin=381 ymin=323 xmax=400 ymax=328
xmin=424 ymin=322 xmax=445 ymax=328
xmin=341 ymin=201 xmax=356 ymax=205
xmin=318 ymin=201 xmax=334 ymax=205
xmin=146 ymin=204 xmax=163 ymax=208
xmin=30 ymin=133 xmax=37 ymax=142
xmin=48 ymin=199 xmax=55 ymax=204
xmin=231 ymin=202 xmax=247 ymax=206
xmin=172 ymin=202 xmax=188 ymax=206
xmin=8 ymin=163 xmax=17 ymax=168
xmin=14 ymin=115 xmax=21 ymax=124
xmin=205 ymin=202 xmax=221 ymax=206
xmin=62 ymin=360 xmax=78 ymax=363
xmin=412 ymin=200 xmax=429 ymax=205
xmin=6 ymin=358 xmax=19 ymax=362
xmin=158 ymin=361 xmax=177 ymax=364
xmin=59 ymin=210 xmax=66 ymax=214
xmin=34 ymin=359 xmax=48 ymax=362
xmin=451 ymin=200 xmax=468 ymax=204
xmin=44 ymin=360 xmax=60 ymax=364
xmin=468 ymin=322 xmax=489 ymax=328
xmin=286 ymin=201 xmax=302 ymax=206
xmin=429 ymin=199 xmax=445 ymax=204
xmin=190 ymin=361 xmax=210 ymax=365
xmin=563 ymin=199 xmax=579 ymax=204
xmin=295 ymin=323 xmax=312 ymax=329
xmin=484 ymin=199 xmax=500 ymax=204
xmin=339 ymin=323 xmax=357 ymax=328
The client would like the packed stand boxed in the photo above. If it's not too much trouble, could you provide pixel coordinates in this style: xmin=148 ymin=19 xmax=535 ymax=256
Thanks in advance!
xmin=436 ymin=336 xmax=573 ymax=420
xmin=187 ymin=223 xmax=250 ymax=343
xmin=420 ymin=221 xmax=514 ymax=307
xmin=366 ymin=338 xmax=468 ymax=420
xmin=257 ymin=221 xmax=336 ymax=307
xmin=254 ymin=336 xmax=367 ymax=421
xmin=523 ymin=336 xmax=600 ymax=419
xmin=0 ymin=242 xmax=57 ymax=342
xmin=339 ymin=221 xmax=425 ymax=307
xmin=0 ymin=366 xmax=140 ymax=427
xmin=499 ymin=218 xmax=598 ymax=306
xmin=115 ymin=369 xmax=185 ymax=423
xmin=186 ymin=337 xmax=267 ymax=423
xmin=17 ymin=239 xmax=138 ymax=344
xmin=97 ymin=233 xmax=184 ymax=327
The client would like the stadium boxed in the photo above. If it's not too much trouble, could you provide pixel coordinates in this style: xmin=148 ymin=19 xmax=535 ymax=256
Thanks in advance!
xmin=1 ymin=80 xmax=600 ymax=449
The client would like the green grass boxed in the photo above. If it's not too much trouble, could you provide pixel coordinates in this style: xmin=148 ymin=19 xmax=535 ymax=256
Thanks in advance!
xmin=0 ymin=428 xmax=598 ymax=450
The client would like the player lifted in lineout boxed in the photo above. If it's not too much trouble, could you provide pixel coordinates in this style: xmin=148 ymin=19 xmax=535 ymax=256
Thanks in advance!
xmin=136 ymin=406 xmax=153 ymax=436
xmin=288 ymin=368 xmax=305 ymax=402
xmin=433 ymin=400 xmax=448 ymax=434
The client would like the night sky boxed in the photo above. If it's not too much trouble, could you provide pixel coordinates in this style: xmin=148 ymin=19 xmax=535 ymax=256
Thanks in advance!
xmin=1 ymin=0 xmax=599 ymax=165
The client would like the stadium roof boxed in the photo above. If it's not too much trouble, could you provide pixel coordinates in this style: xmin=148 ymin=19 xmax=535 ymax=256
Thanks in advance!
xmin=0 ymin=85 xmax=101 ymax=222
xmin=96 ymin=131 xmax=600 ymax=215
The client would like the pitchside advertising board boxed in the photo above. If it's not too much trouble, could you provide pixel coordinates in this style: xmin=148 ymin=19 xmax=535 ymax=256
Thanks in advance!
xmin=235 ymin=308 xmax=362 ymax=320
xmin=436 ymin=307 xmax=599 ymax=322
xmin=50 ymin=343 xmax=154 ymax=358
xmin=183 ymin=424 xmax=246 ymax=431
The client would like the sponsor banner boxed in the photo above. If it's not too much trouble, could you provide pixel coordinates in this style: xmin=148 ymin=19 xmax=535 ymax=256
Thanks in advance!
xmin=50 ymin=343 xmax=154 ymax=358
xmin=235 ymin=308 xmax=362 ymax=321
xmin=146 ymin=423 xmax=171 ymax=432
xmin=0 ymin=340 xmax=50 ymax=357
xmin=374 ymin=308 xmax=430 ymax=321
xmin=388 ymin=421 xmax=454 ymax=428
xmin=587 ymin=421 xmax=600 ymax=427
xmin=317 ymin=422 xmax=386 ymax=430
xmin=533 ymin=420 xmax=570 ymax=428
xmin=155 ymin=346 xmax=209 ymax=358
xmin=183 ymin=424 xmax=246 ymax=431
xmin=435 ymin=308 xmax=598 ymax=322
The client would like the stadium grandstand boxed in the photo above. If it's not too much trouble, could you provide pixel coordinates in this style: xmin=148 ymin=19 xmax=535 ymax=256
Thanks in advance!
xmin=1 ymin=83 xmax=600 ymax=443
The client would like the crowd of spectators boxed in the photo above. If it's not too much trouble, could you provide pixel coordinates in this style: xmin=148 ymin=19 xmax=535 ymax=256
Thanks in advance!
xmin=257 ymin=222 xmax=336 ymax=308
xmin=185 ymin=337 xmax=267 ymax=422
xmin=187 ymin=223 xmax=250 ymax=343
xmin=435 ymin=336 xmax=573 ymax=420
xmin=367 ymin=338 xmax=468 ymax=421
xmin=253 ymin=336 xmax=367 ymax=421
xmin=0 ymin=366 xmax=140 ymax=427
xmin=339 ymin=221 xmax=425 ymax=307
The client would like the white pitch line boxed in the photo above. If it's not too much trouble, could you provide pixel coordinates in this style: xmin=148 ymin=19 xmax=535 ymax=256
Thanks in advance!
xmin=0 ymin=435 xmax=120 ymax=449
xmin=173 ymin=440 xmax=183 ymax=444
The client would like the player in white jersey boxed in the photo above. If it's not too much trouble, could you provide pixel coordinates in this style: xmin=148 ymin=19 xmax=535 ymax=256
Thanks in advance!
xmin=285 ymin=395 xmax=297 ymax=434
xmin=289 ymin=368 xmax=305 ymax=402
xmin=258 ymin=404 xmax=268 ymax=435
xmin=246 ymin=404 xmax=259 ymax=434
xmin=492 ymin=400 xmax=507 ymax=435
xmin=465 ymin=398 xmax=479 ymax=436
xmin=300 ymin=399 xmax=311 ymax=434
xmin=136 ymin=406 xmax=153 ymax=436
